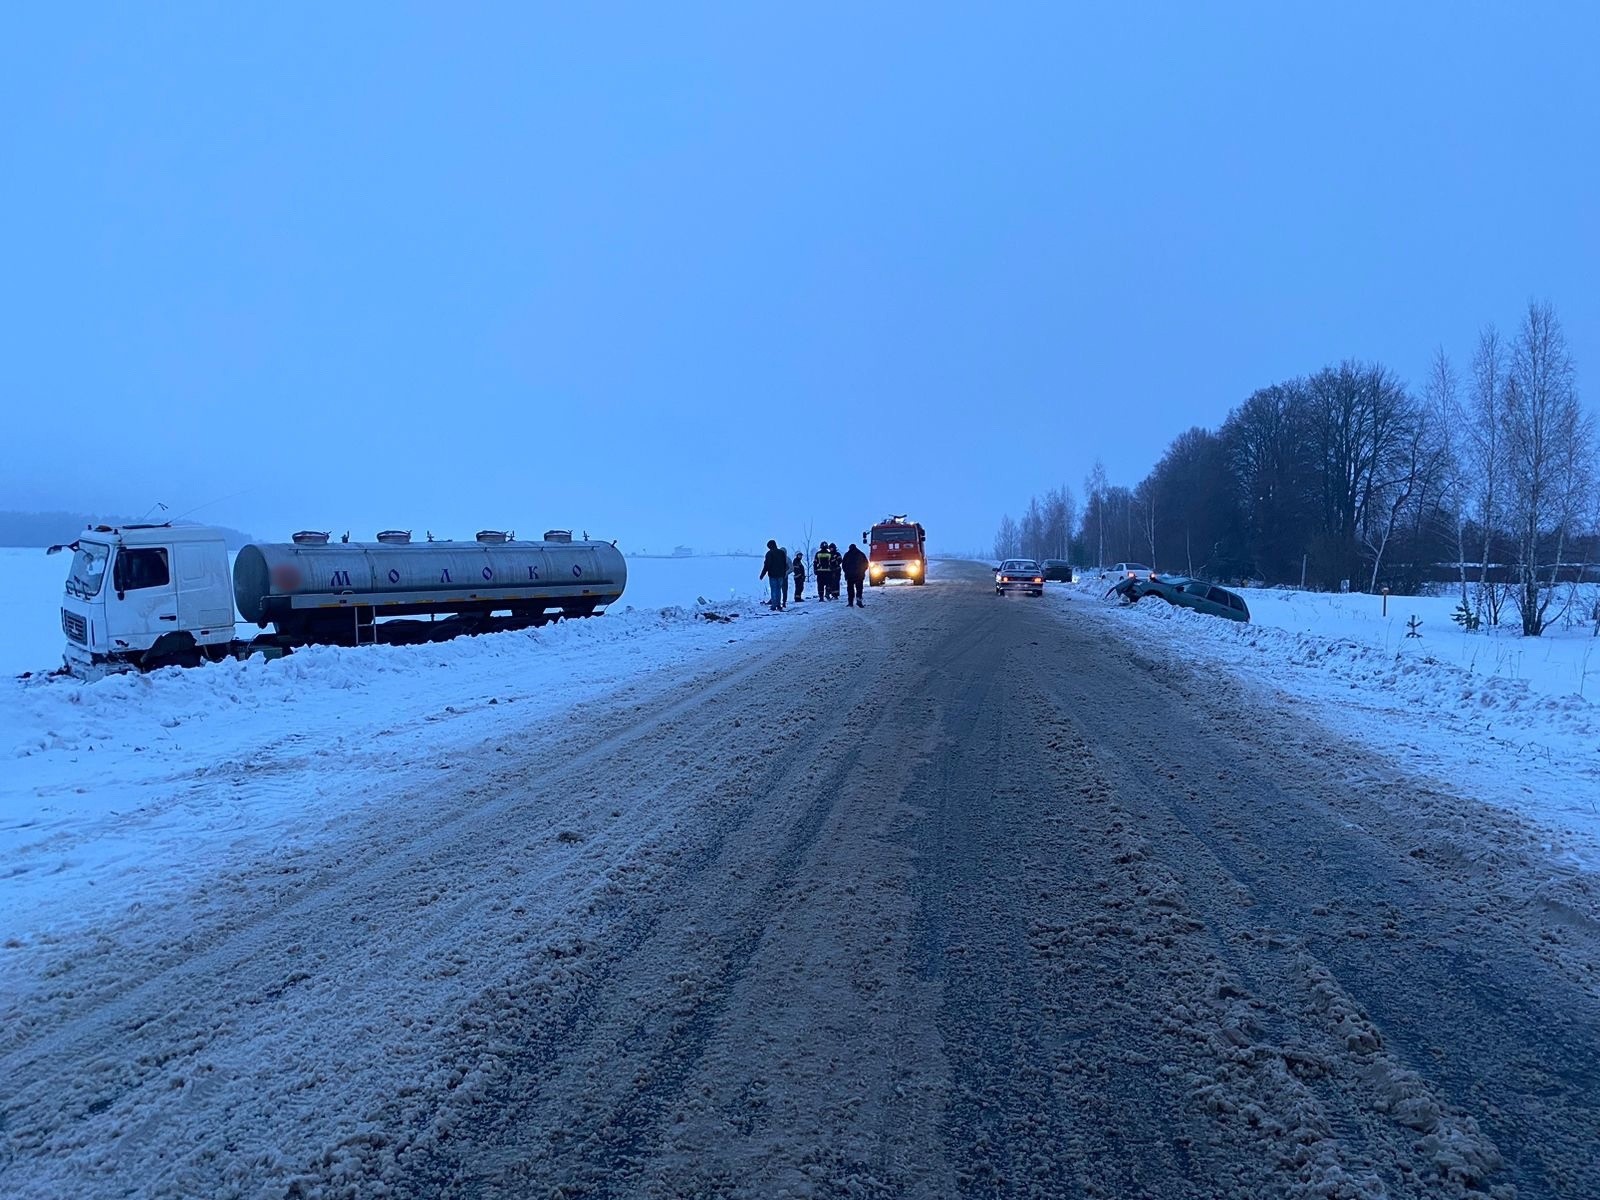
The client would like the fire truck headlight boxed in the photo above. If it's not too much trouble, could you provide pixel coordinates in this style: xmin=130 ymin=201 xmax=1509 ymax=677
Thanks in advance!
xmin=908 ymin=562 xmax=921 ymax=575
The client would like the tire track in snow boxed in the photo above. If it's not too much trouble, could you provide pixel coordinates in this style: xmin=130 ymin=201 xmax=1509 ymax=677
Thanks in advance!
xmin=0 ymin=613 xmax=862 ymax=1198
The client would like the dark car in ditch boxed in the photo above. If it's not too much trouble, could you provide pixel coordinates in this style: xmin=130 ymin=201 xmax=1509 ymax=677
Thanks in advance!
xmin=1040 ymin=559 xmax=1074 ymax=582
xmin=1111 ymin=574 xmax=1250 ymax=622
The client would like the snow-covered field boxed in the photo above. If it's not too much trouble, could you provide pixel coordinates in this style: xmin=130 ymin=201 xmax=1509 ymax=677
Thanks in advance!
xmin=1 ymin=549 xmax=789 ymax=963
xmin=1057 ymin=574 xmax=1600 ymax=871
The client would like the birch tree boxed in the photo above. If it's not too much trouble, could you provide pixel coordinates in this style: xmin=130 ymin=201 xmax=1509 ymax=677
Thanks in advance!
xmin=1084 ymin=459 xmax=1109 ymax=569
xmin=1424 ymin=348 xmax=1472 ymax=606
xmin=1505 ymin=301 xmax=1593 ymax=635
xmin=1465 ymin=326 xmax=1509 ymax=623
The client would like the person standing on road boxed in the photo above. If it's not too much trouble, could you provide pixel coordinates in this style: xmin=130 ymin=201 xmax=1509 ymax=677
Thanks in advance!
xmin=813 ymin=543 xmax=833 ymax=601
xmin=842 ymin=542 xmax=869 ymax=607
xmin=792 ymin=550 xmax=807 ymax=602
xmin=778 ymin=545 xmax=790 ymax=607
xmin=828 ymin=542 xmax=843 ymax=600
xmin=760 ymin=539 xmax=787 ymax=610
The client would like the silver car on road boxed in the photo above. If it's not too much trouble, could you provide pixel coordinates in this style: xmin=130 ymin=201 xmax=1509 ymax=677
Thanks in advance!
xmin=995 ymin=559 xmax=1046 ymax=597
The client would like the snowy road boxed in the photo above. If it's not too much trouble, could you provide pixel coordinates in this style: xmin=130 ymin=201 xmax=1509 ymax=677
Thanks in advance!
xmin=4 ymin=562 xmax=1599 ymax=1199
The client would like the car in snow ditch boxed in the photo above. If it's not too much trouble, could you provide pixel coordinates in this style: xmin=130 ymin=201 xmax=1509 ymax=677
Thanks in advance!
xmin=995 ymin=559 xmax=1046 ymax=596
xmin=1110 ymin=574 xmax=1250 ymax=622
xmin=1040 ymin=559 xmax=1074 ymax=582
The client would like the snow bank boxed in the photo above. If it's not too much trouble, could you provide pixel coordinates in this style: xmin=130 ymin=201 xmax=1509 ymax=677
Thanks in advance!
xmin=0 ymin=575 xmax=789 ymax=970
xmin=1058 ymin=578 xmax=1600 ymax=871
xmin=1238 ymin=582 xmax=1600 ymax=704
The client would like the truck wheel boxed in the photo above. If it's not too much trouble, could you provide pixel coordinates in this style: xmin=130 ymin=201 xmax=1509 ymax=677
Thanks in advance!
xmin=913 ymin=575 xmax=926 ymax=586
xmin=142 ymin=632 xmax=202 ymax=671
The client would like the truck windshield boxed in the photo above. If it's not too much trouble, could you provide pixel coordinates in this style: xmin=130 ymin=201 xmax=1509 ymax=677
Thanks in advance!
xmin=872 ymin=530 xmax=917 ymax=544
xmin=65 ymin=542 xmax=110 ymax=599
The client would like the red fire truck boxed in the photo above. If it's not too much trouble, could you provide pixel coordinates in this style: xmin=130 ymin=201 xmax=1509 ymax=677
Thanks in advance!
xmin=862 ymin=515 xmax=927 ymax=586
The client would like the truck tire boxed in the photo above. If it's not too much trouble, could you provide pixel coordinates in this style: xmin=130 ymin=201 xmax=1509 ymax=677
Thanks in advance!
xmin=142 ymin=631 xmax=202 ymax=671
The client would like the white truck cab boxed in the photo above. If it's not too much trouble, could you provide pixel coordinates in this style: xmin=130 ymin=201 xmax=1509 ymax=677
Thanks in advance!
xmin=57 ymin=524 xmax=236 ymax=672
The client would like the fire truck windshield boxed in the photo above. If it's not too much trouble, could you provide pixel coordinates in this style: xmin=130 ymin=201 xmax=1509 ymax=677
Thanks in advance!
xmin=871 ymin=529 xmax=917 ymax=544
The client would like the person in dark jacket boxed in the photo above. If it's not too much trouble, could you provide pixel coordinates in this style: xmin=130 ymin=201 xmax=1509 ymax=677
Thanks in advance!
xmin=827 ymin=542 xmax=843 ymax=600
xmin=759 ymin=539 xmax=787 ymax=610
xmin=792 ymin=551 xmax=807 ymax=601
xmin=841 ymin=542 xmax=869 ymax=607
xmin=813 ymin=543 xmax=834 ymax=600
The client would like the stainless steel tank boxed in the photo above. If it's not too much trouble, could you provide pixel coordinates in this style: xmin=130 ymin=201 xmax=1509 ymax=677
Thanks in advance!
xmin=233 ymin=536 xmax=627 ymax=629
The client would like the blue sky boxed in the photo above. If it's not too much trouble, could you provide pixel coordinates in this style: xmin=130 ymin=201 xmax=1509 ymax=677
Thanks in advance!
xmin=2 ymin=3 xmax=1596 ymax=553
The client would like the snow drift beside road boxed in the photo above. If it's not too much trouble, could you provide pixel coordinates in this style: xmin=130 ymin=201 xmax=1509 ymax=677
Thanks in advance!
xmin=1056 ymin=578 xmax=1600 ymax=871
xmin=1 ymin=586 xmax=789 ymax=968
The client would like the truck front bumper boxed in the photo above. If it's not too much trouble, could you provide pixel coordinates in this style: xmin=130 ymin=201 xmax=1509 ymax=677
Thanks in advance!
xmin=868 ymin=560 xmax=924 ymax=582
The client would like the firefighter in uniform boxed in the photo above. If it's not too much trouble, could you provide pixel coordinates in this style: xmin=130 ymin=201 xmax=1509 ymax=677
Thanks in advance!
xmin=813 ymin=544 xmax=833 ymax=601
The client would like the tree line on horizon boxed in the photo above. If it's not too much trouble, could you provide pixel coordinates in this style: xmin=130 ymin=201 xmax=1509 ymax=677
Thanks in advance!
xmin=996 ymin=300 xmax=1598 ymax=637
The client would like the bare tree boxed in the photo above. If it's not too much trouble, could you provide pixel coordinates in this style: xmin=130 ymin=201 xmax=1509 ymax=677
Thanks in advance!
xmin=1505 ymin=301 xmax=1593 ymax=636
xmin=1223 ymin=382 xmax=1314 ymax=583
xmin=1363 ymin=400 xmax=1446 ymax=592
xmin=1133 ymin=478 xmax=1157 ymax=567
xmin=1464 ymin=325 xmax=1509 ymax=623
xmin=1084 ymin=459 xmax=1108 ymax=569
xmin=1306 ymin=361 xmax=1414 ymax=590
xmin=1042 ymin=486 xmax=1074 ymax=561
xmin=1058 ymin=486 xmax=1078 ymax=560
xmin=797 ymin=517 xmax=816 ymax=565
xmin=1424 ymin=348 xmax=1472 ymax=606
xmin=993 ymin=514 xmax=1021 ymax=561
xmin=1021 ymin=496 xmax=1046 ymax=561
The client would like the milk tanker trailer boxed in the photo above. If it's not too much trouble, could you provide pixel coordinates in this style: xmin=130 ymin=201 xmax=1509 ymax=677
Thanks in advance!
xmin=54 ymin=523 xmax=627 ymax=673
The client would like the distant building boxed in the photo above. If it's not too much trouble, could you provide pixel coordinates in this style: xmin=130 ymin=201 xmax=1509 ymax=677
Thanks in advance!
xmin=672 ymin=545 xmax=693 ymax=557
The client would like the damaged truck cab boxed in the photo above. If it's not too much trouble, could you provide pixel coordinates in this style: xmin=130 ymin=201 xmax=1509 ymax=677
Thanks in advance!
xmin=56 ymin=524 xmax=237 ymax=672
